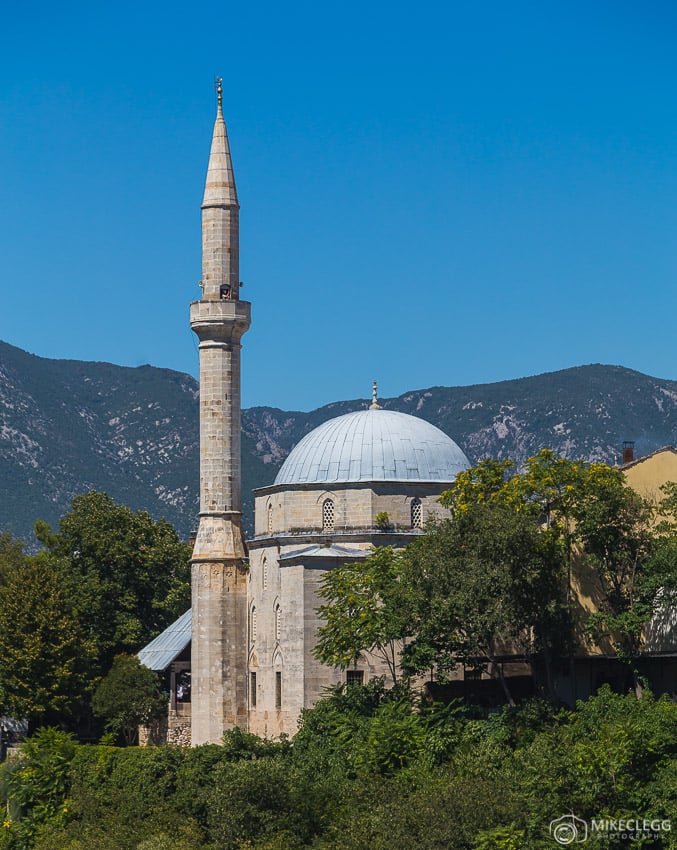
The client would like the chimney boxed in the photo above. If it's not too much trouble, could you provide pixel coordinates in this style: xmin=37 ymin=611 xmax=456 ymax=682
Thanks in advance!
xmin=622 ymin=441 xmax=635 ymax=465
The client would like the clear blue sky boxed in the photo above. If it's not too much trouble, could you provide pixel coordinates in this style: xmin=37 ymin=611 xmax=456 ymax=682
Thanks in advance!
xmin=2 ymin=1 xmax=676 ymax=410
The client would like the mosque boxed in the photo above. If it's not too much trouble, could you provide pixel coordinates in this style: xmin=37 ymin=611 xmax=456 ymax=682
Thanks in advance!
xmin=138 ymin=85 xmax=470 ymax=745
xmin=139 ymin=85 xmax=677 ymax=746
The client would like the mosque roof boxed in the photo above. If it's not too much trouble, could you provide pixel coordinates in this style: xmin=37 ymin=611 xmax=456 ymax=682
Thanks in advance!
xmin=274 ymin=408 xmax=470 ymax=486
xmin=279 ymin=544 xmax=368 ymax=561
xmin=137 ymin=609 xmax=192 ymax=672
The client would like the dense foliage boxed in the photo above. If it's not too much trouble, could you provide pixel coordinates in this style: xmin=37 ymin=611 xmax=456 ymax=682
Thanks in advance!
xmin=316 ymin=451 xmax=677 ymax=701
xmin=0 ymin=686 xmax=675 ymax=849
xmin=1 ymin=456 xmax=676 ymax=847
xmin=0 ymin=492 xmax=190 ymax=731
xmin=92 ymin=655 xmax=167 ymax=745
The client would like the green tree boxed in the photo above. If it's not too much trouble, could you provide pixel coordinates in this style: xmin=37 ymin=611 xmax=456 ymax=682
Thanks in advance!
xmin=0 ymin=531 xmax=26 ymax=586
xmin=401 ymin=500 xmax=564 ymax=705
xmin=314 ymin=547 xmax=408 ymax=682
xmin=441 ymin=451 xmax=586 ymax=696
xmin=0 ymin=559 xmax=96 ymax=729
xmin=92 ymin=655 xmax=167 ymax=745
xmin=444 ymin=451 xmax=670 ymax=701
xmin=36 ymin=491 xmax=191 ymax=676
xmin=573 ymin=467 xmax=656 ymax=694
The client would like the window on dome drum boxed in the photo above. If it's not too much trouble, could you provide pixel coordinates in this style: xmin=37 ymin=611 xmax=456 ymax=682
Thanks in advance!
xmin=275 ymin=671 xmax=282 ymax=709
xmin=267 ymin=503 xmax=273 ymax=534
xmin=322 ymin=498 xmax=335 ymax=531
xmin=274 ymin=603 xmax=281 ymax=642
xmin=250 ymin=672 xmax=257 ymax=708
xmin=346 ymin=670 xmax=364 ymax=687
xmin=411 ymin=498 xmax=423 ymax=529
xmin=250 ymin=607 xmax=257 ymax=642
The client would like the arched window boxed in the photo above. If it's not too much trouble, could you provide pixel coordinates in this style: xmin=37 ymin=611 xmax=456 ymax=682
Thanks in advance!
xmin=267 ymin=503 xmax=273 ymax=534
xmin=274 ymin=603 xmax=281 ymax=642
xmin=263 ymin=557 xmax=268 ymax=591
xmin=250 ymin=606 xmax=257 ymax=643
xmin=322 ymin=498 xmax=335 ymax=531
xmin=411 ymin=498 xmax=423 ymax=529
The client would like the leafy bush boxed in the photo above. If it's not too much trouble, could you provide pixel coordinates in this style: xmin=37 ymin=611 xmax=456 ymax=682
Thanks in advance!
xmin=0 ymin=728 xmax=77 ymax=848
xmin=206 ymin=756 xmax=296 ymax=849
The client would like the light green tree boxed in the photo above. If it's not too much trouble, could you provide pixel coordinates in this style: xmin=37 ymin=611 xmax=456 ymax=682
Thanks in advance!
xmin=314 ymin=547 xmax=408 ymax=682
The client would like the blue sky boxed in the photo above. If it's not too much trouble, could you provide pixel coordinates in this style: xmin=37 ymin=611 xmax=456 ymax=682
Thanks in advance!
xmin=2 ymin=1 xmax=676 ymax=410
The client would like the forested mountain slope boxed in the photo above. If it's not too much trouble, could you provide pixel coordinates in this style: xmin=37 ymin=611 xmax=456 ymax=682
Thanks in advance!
xmin=2 ymin=340 xmax=676 ymax=542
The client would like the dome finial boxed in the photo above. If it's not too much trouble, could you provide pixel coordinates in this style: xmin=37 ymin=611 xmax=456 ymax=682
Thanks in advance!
xmin=369 ymin=379 xmax=382 ymax=410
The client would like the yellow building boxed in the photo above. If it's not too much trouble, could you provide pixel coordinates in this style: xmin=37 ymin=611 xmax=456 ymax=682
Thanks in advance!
xmin=623 ymin=445 xmax=677 ymax=506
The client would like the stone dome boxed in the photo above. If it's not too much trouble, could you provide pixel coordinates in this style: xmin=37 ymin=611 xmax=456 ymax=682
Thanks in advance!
xmin=274 ymin=409 xmax=470 ymax=486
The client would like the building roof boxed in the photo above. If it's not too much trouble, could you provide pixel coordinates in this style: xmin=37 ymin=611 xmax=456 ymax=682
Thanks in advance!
xmin=274 ymin=408 xmax=469 ymax=486
xmin=279 ymin=543 xmax=368 ymax=561
xmin=621 ymin=445 xmax=677 ymax=470
xmin=137 ymin=609 xmax=192 ymax=672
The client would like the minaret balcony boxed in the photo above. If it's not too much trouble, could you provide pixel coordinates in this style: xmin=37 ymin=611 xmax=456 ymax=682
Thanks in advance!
xmin=190 ymin=299 xmax=251 ymax=343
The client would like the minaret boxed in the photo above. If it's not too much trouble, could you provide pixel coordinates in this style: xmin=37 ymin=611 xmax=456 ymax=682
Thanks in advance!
xmin=190 ymin=80 xmax=251 ymax=744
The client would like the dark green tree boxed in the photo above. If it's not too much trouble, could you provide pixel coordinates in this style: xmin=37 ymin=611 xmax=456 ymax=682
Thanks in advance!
xmin=401 ymin=500 xmax=565 ymax=705
xmin=0 ymin=530 xmax=26 ymax=585
xmin=443 ymin=451 xmax=672 ymax=700
xmin=36 ymin=491 xmax=192 ymax=676
xmin=0 ymin=558 xmax=96 ymax=729
xmin=92 ymin=654 xmax=167 ymax=745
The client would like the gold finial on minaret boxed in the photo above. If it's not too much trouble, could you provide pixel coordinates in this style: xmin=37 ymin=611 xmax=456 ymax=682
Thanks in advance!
xmin=369 ymin=379 xmax=382 ymax=410
xmin=215 ymin=76 xmax=223 ymax=112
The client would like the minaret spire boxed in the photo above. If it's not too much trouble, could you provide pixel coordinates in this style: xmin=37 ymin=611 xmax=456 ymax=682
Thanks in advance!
xmin=201 ymin=78 xmax=240 ymax=300
xmin=190 ymin=81 xmax=252 ymax=744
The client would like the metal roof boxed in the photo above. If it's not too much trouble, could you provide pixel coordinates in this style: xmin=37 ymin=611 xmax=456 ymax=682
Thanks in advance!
xmin=279 ymin=543 xmax=368 ymax=561
xmin=275 ymin=409 xmax=469 ymax=486
xmin=138 ymin=609 xmax=192 ymax=672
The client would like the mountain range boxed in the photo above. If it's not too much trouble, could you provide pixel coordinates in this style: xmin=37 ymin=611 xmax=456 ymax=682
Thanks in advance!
xmin=2 ymin=339 xmax=676 ymax=544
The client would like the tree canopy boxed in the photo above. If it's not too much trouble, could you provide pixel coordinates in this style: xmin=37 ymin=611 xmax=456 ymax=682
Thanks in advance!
xmin=92 ymin=654 xmax=167 ymax=745
xmin=0 ymin=491 xmax=191 ymax=731
xmin=315 ymin=450 xmax=677 ymax=701
xmin=36 ymin=491 xmax=192 ymax=675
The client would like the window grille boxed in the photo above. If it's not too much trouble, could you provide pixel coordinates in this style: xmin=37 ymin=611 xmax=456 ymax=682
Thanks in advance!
xmin=346 ymin=670 xmax=364 ymax=687
xmin=322 ymin=498 xmax=335 ymax=531
xmin=250 ymin=606 xmax=257 ymax=642
xmin=263 ymin=558 xmax=268 ymax=591
xmin=274 ymin=603 xmax=281 ymax=642
xmin=267 ymin=503 xmax=273 ymax=534
xmin=411 ymin=498 xmax=423 ymax=529
xmin=275 ymin=671 xmax=282 ymax=709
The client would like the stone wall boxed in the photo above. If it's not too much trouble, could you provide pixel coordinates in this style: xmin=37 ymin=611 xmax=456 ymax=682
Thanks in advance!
xmin=254 ymin=481 xmax=447 ymax=537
